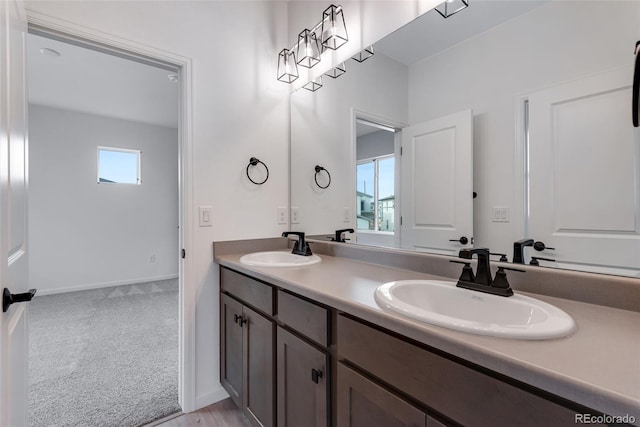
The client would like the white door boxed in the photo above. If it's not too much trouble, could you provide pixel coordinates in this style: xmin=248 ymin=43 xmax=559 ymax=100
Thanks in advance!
xmin=400 ymin=110 xmax=473 ymax=255
xmin=0 ymin=0 xmax=30 ymax=426
xmin=528 ymin=66 xmax=640 ymax=275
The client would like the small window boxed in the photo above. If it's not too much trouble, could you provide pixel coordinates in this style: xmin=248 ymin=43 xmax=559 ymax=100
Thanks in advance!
xmin=97 ymin=147 xmax=141 ymax=184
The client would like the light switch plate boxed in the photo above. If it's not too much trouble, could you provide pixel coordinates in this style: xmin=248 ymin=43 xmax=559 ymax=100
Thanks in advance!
xmin=291 ymin=206 xmax=300 ymax=224
xmin=343 ymin=207 xmax=351 ymax=222
xmin=199 ymin=206 xmax=213 ymax=227
xmin=491 ymin=207 xmax=510 ymax=222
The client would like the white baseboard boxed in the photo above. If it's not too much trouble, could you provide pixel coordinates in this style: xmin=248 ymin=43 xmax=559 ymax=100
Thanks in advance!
xmin=35 ymin=274 xmax=179 ymax=296
xmin=194 ymin=385 xmax=230 ymax=411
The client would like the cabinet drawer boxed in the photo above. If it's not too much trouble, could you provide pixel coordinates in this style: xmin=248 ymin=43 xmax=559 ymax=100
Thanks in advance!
xmin=221 ymin=267 xmax=274 ymax=315
xmin=338 ymin=315 xmax=595 ymax=427
xmin=277 ymin=290 xmax=328 ymax=347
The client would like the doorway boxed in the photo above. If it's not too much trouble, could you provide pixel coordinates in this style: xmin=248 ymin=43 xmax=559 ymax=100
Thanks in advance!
xmin=26 ymin=28 xmax=184 ymax=426
xmin=354 ymin=117 xmax=400 ymax=248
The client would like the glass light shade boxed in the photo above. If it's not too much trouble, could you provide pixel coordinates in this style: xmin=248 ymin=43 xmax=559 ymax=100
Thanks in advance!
xmin=324 ymin=62 xmax=346 ymax=79
xmin=435 ymin=0 xmax=469 ymax=18
xmin=296 ymin=29 xmax=321 ymax=68
xmin=277 ymin=49 xmax=299 ymax=83
xmin=352 ymin=45 xmax=374 ymax=63
xmin=303 ymin=76 xmax=323 ymax=92
xmin=321 ymin=5 xmax=348 ymax=50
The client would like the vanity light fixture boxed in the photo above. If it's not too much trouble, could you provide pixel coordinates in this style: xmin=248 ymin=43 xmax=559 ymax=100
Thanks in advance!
xmin=303 ymin=76 xmax=323 ymax=92
xmin=435 ymin=0 xmax=469 ymax=18
xmin=277 ymin=48 xmax=299 ymax=83
xmin=352 ymin=45 xmax=374 ymax=63
xmin=296 ymin=29 xmax=321 ymax=68
xmin=276 ymin=4 xmax=348 ymax=84
xmin=324 ymin=62 xmax=346 ymax=79
xmin=321 ymin=5 xmax=348 ymax=50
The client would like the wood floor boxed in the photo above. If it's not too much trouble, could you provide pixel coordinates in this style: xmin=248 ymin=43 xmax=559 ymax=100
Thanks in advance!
xmin=150 ymin=398 xmax=250 ymax=427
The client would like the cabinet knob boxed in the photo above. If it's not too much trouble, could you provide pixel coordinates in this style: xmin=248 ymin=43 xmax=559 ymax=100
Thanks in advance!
xmin=311 ymin=368 xmax=323 ymax=384
xmin=233 ymin=314 xmax=247 ymax=326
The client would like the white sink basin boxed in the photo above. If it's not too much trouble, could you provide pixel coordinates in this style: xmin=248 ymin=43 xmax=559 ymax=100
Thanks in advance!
xmin=375 ymin=280 xmax=575 ymax=340
xmin=239 ymin=251 xmax=321 ymax=267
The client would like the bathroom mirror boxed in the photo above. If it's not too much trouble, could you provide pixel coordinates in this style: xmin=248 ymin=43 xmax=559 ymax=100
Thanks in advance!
xmin=290 ymin=1 xmax=640 ymax=277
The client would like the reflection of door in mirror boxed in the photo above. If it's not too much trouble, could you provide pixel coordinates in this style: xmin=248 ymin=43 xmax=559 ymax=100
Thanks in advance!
xmin=401 ymin=110 xmax=473 ymax=255
xmin=355 ymin=118 xmax=399 ymax=248
xmin=528 ymin=66 xmax=640 ymax=277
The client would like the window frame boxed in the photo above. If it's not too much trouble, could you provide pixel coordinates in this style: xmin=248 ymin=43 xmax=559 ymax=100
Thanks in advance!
xmin=356 ymin=153 xmax=395 ymax=234
xmin=97 ymin=146 xmax=142 ymax=185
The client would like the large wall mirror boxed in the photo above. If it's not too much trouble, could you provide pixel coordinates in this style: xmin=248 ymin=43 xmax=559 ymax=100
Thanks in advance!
xmin=290 ymin=1 xmax=640 ymax=277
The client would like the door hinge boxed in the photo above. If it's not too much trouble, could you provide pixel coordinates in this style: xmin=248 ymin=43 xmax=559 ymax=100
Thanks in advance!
xmin=400 ymin=146 xmax=403 ymax=155
xmin=181 ymin=249 xmax=186 ymax=259
xmin=400 ymin=216 xmax=403 ymax=226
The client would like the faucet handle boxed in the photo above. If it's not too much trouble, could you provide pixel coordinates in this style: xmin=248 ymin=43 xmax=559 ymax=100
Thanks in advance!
xmin=530 ymin=256 xmax=555 ymax=266
xmin=449 ymin=260 xmax=475 ymax=283
xmin=490 ymin=252 xmax=508 ymax=262
xmin=491 ymin=266 xmax=524 ymax=295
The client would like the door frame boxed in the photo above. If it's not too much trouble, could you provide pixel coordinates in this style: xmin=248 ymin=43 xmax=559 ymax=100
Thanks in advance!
xmin=25 ymin=10 xmax=197 ymax=412
xmin=351 ymin=108 xmax=407 ymax=249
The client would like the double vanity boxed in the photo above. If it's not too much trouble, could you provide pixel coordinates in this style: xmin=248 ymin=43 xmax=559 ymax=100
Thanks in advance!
xmin=214 ymin=237 xmax=640 ymax=426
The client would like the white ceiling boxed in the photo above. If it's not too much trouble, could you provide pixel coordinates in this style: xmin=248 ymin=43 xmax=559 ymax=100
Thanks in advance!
xmin=375 ymin=1 xmax=546 ymax=66
xmin=27 ymin=33 xmax=179 ymax=128
xmin=355 ymin=0 xmax=545 ymax=136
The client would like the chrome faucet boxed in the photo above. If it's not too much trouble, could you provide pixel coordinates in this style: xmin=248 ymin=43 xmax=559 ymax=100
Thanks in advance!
xmin=282 ymin=231 xmax=312 ymax=256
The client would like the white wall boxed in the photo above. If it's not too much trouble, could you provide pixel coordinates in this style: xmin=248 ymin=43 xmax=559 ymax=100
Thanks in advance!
xmin=25 ymin=0 xmax=290 ymax=409
xmin=291 ymin=51 xmax=408 ymax=235
xmin=28 ymin=105 xmax=178 ymax=294
xmin=357 ymin=130 xmax=395 ymax=161
xmin=408 ymin=1 xmax=637 ymax=256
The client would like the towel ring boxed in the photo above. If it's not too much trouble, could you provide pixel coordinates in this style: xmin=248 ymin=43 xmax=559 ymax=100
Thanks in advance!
xmin=246 ymin=157 xmax=269 ymax=185
xmin=314 ymin=165 xmax=331 ymax=189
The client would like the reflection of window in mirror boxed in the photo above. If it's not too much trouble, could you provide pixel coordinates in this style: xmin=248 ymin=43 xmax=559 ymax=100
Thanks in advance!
xmin=356 ymin=118 xmax=397 ymax=234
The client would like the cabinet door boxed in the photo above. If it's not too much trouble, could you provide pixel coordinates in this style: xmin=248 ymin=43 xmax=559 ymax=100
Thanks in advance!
xmin=244 ymin=305 xmax=275 ymax=427
xmin=277 ymin=327 xmax=328 ymax=427
xmin=337 ymin=363 xmax=427 ymax=427
xmin=221 ymin=294 xmax=244 ymax=408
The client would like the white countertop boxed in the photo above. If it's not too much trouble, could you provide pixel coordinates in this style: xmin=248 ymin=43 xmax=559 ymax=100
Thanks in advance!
xmin=216 ymin=250 xmax=640 ymax=421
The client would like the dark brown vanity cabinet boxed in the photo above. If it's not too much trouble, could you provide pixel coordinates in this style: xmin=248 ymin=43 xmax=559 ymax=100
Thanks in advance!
xmin=221 ymin=266 xmax=605 ymax=427
xmin=220 ymin=268 xmax=330 ymax=427
xmin=277 ymin=327 xmax=328 ymax=427
xmin=337 ymin=314 xmax=604 ymax=427
xmin=275 ymin=289 xmax=331 ymax=427
xmin=337 ymin=363 xmax=446 ymax=427
xmin=220 ymin=269 xmax=275 ymax=427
